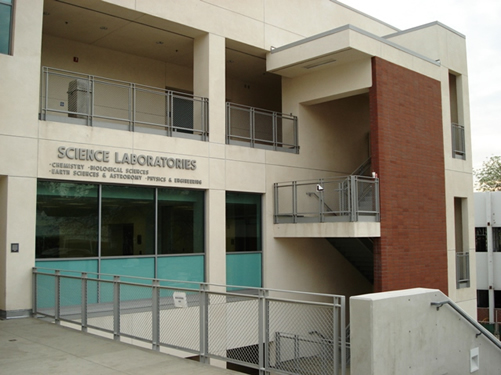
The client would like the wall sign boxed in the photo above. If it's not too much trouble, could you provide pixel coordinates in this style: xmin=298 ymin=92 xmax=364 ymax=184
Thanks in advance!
xmin=48 ymin=145 xmax=202 ymax=185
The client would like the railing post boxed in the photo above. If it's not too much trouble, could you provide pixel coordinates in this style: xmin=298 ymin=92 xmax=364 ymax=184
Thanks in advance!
xmin=203 ymin=97 xmax=209 ymax=141
xmin=130 ymin=82 xmax=135 ymax=132
xmin=226 ymin=102 xmax=231 ymax=144
xmin=81 ymin=272 xmax=88 ymax=332
xmin=273 ymin=112 xmax=278 ymax=151
xmin=199 ymin=283 xmax=209 ymax=363
xmin=258 ymin=289 xmax=267 ymax=375
xmin=350 ymin=175 xmax=358 ymax=222
xmin=55 ymin=270 xmax=60 ymax=325
xmin=294 ymin=116 xmax=299 ymax=153
xmin=42 ymin=68 xmax=49 ymax=120
xmin=274 ymin=183 xmax=279 ymax=224
xmin=89 ymin=75 xmax=94 ymax=127
xmin=113 ymin=275 xmax=120 ymax=341
xmin=340 ymin=296 xmax=346 ymax=375
xmin=168 ymin=91 xmax=174 ymax=137
xmin=152 ymin=279 xmax=160 ymax=351
xmin=292 ymin=181 xmax=298 ymax=223
xmin=319 ymin=178 xmax=325 ymax=223
xmin=250 ymin=107 xmax=255 ymax=148
xmin=32 ymin=268 xmax=37 ymax=317
xmin=375 ymin=178 xmax=380 ymax=221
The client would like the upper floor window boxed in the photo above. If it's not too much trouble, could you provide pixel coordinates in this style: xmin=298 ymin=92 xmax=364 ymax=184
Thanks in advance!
xmin=449 ymin=72 xmax=466 ymax=160
xmin=0 ymin=0 xmax=13 ymax=55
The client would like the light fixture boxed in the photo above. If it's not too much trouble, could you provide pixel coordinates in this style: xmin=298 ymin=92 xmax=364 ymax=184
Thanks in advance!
xmin=156 ymin=41 xmax=164 ymax=45
xmin=100 ymin=26 xmax=108 ymax=30
xmin=316 ymin=184 xmax=324 ymax=192
xmin=304 ymin=59 xmax=337 ymax=70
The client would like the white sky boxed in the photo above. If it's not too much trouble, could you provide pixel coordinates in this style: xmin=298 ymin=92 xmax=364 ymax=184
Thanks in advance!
xmin=340 ymin=0 xmax=501 ymax=170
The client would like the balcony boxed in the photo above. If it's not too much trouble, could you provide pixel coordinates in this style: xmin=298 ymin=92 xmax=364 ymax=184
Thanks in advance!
xmin=39 ymin=67 xmax=208 ymax=140
xmin=226 ymin=102 xmax=299 ymax=153
xmin=274 ymin=175 xmax=379 ymax=224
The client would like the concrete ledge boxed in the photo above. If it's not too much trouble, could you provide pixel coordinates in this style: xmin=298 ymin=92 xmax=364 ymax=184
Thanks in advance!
xmin=274 ymin=221 xmax=380 ymax=238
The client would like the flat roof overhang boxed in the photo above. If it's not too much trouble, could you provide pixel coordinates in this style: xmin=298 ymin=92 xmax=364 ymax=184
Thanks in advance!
xmin=274 ymin=222 xmax=380 ymax=238
xmin=267 ymin=24 xmax=439 ymax=78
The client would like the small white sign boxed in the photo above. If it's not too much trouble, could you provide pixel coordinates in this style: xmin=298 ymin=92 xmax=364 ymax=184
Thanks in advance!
xmin=173 ymin=292 xmax=187 ymax=308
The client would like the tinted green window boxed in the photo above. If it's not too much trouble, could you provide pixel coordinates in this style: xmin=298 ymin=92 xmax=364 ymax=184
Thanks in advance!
xmin=158 ymin=188 xmax=204 ymax=254
xmin=226 ymin=192 xmax=262 ymax=252
xmin=101 ymin=185 xmax=155 ymax=256
xmin=0 ymin=1 xmax=13 ymax=55
xmin=36 ymin=181 xmax=98 ymax=258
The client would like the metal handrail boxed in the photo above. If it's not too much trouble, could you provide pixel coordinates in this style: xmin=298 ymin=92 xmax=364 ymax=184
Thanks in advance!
xmin=431 ymin=299 xmax=501 ymax=350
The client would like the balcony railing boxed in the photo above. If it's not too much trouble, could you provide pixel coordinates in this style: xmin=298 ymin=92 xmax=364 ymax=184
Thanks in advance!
xmin=226 ymin=102 xmax=298 ymax=153
xmin=40 ymin=67 xmax=208 ymax=140
xmin=274 ymin=175 xmax=379 ymax=224
xmin=452 ymin=123 xmax=465 ymax=159
xmin=456 ymin=251 xmax=470 ymax=288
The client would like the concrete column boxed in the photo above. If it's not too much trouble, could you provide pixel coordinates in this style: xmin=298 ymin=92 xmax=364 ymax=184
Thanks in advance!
xmin=205 ymin=189 xmax=226 ymax=285
xmin=193 ymin=33 xmax=226 ymax=145
xmin=194 ymin=33 xmax=227 ymax=286
xmin=0 ymin=176 xmax=37 ymax=318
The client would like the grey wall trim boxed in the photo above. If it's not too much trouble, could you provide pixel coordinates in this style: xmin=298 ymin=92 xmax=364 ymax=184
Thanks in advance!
xmin=384 ymin=21 xmax=465 ymax=39
xmin=271 ymin=24 xmax=440 ymax=67
xmin=0 ymin=309 xmax=32 ymax=320
xmin=329 ymin=0 xmax=400 ymax=33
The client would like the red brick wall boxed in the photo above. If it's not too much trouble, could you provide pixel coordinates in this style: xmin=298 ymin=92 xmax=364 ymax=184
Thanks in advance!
xmin=370 ymin=57 xmax=448 ymax=294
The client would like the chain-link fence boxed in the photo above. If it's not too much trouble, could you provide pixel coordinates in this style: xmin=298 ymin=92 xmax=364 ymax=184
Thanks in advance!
xmin=33 ymin=268 xmax=347 ymax=375
xmin=40 ymin=67 xmax=208 ymax=140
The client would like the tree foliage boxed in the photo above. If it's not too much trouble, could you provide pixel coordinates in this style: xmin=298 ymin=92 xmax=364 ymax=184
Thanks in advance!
xmin=475 ymin=156 xmax=501 ymax=191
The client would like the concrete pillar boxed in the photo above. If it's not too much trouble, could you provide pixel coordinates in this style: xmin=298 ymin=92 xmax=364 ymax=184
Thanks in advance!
xmin=193 ymin=33 xmax=226 ymax=145
xmin=194 ymin=33 xmax=227 ymax=286
xmin=0 ymin=176 xmax=37 ymax=318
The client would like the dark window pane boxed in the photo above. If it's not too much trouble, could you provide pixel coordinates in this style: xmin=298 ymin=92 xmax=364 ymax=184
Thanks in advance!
xmin=101 ymin=185 xmax=154 ymax=256
xmin=158 ymin=188 xmax=204 ymax=254
xmin=475 ymin=227 xmax=487 ymax=252
xmin=36 ymin=181 xmax=98 ymax=258
xmin=226 ymin=192 xmax=262 ymax=252
xmin=0 ymin=3 xmax=12 ymax=55
xmin=496 ymin=291 xmax=501 ymax=309
xmin=477 ymin=290 xmax=489 ymax=308
xmin=493 ymin=227 xmax=501 ymax=252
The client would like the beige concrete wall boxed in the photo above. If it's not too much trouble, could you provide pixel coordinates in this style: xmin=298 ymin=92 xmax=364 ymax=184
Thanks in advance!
xmin=0 ymin=177 xmax=37 ymax=315
xmin=106 ymin=0 xmax=398 ymax=50
xmin=42 ymin=35 xmax=193 ymax=92
xmin=351 ymin=289 xmax=501 ymax=375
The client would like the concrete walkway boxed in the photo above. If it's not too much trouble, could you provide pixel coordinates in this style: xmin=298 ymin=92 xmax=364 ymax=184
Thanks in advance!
xmin=0 ymin=318 xmax=242 ymax=375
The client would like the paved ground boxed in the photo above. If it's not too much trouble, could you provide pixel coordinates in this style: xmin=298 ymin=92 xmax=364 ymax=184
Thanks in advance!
xmin=0 ymin=317 xmax=242 ymax=375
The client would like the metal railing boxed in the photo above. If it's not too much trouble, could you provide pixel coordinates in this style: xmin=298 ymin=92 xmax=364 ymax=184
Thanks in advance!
xmin=274 ymin=175 xmax=379 ymax=224
xmin=32 ymin=268 xmax=347 ymax=375
xmin=456 ymin=251 xmax=470 ymax=288
xmin=431 ymin=299 xmax=501 ymax=351
xmin=452 ymin=123 xmax=465 ymax=159
xmin=40 ymin=67 xmax=208 ymax=140
xmin=226 ymin=102 xmax=299 ymax=153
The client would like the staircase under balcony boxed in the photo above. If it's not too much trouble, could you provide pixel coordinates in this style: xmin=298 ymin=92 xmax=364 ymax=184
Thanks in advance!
xmin=274 ymin=160 xmax=378 ymax=283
